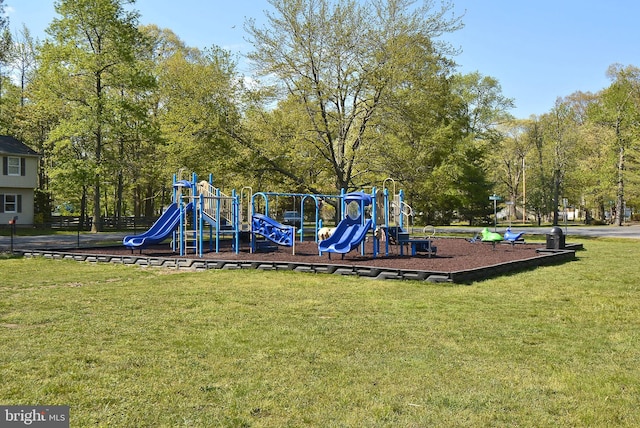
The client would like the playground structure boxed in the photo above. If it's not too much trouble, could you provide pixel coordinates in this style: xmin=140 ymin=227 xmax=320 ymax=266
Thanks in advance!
xmin=124 ymin=172 xmax=240 ymax=256
xmin=123 ymin=172 xmax=432 ymax=259
xmin=249 ymin=190 xmax=339 ymax=254
xmin=317 ymin=191 xmax=374 ymax=257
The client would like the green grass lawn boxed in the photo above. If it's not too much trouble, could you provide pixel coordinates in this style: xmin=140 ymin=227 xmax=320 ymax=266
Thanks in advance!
xmin=1 ymin=239 xmax=639 ymax=427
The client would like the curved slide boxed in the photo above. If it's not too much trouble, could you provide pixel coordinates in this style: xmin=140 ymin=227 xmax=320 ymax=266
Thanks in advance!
xmin=123 ymin=202 xmax=193 ymax=249
xmin=318 ymin=217 xmax=372 ymax=254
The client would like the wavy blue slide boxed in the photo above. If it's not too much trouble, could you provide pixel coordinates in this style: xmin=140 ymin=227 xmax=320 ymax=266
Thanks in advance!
xmin=318 ymin=217 xmax=372 ymax=254
xmin=123 ymin=202 xmax=193 ymax=250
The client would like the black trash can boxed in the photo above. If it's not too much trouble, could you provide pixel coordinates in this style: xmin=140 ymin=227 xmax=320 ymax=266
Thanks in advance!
xmin=546 ymin=226 xmax=565 ymax=249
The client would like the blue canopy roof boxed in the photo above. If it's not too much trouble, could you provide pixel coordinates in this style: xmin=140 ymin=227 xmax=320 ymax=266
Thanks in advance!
xmin=344 ymin=191 xmax=372 ymax=205
xmin=173 ymin=179 xmax=192 ymax=188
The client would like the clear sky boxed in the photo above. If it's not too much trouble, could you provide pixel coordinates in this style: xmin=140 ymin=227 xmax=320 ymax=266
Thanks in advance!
xmin=6 ymin=0 xmax=640 ymax=119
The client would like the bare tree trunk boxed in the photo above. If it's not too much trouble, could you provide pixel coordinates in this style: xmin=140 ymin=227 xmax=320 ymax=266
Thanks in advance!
xmin=92 ymin=72 xmax=103 ymax=232
xmin=80 ymin=186 xmax=87 ymax=231
xmin=116 ymin=171 xmax=123 ymax=225
xmin=616 ymin=145 xmax=625 ymax=226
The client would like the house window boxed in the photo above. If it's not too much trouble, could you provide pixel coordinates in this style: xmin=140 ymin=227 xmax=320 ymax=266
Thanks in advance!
xmin=7 ymin=156 xmax=21 ymax=175
xmin=3 ymin=194 xmax=18 ymax=213
xmin=0 ymin=194 xmax=21 ymax=213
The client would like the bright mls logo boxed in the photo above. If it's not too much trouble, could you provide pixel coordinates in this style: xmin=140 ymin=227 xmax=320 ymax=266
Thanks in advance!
xmin=0 ymin=406 xmax=69 ymax=427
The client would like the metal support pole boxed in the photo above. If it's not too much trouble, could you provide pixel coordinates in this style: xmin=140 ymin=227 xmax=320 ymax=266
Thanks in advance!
xmin=489 ymin=194 xmax=501 ymax=232
xmin=10 ymin=217 xmax=17 ymax=252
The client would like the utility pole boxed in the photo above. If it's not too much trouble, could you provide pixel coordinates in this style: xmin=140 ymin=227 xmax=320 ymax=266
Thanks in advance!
xmin=522 ymin=157 xmax=526 ymax=225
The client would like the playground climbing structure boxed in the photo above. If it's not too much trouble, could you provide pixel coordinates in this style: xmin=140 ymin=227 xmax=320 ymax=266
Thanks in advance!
xmin=124 ymin=171 xmax=419 ymax=260
xmin=124 ymin=172 xmax=240 ymax=256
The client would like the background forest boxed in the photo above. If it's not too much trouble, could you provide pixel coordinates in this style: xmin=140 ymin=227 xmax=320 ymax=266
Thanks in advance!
xmin=1 ymin=0 xmax=638 ymax=231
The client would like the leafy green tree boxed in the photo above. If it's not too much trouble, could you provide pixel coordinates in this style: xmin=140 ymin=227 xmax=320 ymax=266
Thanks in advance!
xmin=373 ymin=35 xmax=463 ymax=224
xmin=389 ymin=70 xmax=514 ymax=226
xmin=244 ymin=0 xmax=463 ymax=193
xmin=488 ymin=119 xmax=531 ymax=221
xmin=137 ymin=25 xmax=246 ymax=198
xmin=521 ymin=117 xmax=553 ymax=225
xmin=155 ymin=45 xmax=243 ymax=183
xmin=572 ymin=120 xmax=616 ymax=222
xmin=0 ymin=0 xmax=16 ymax=133
xmin=453 ymin=72 xmax=514 ymax=140
xmin=12 ymin=23 xmax=67 ymax=212
xmin=558 ymin=91 xmax=608 ymax=223
xmin=239 ymin=94 xmax=335 ymax=194
xmin=37 ymin=0 xmax=149 ymax=231
xmin=0 ymin=74 xmax=20 ymax=134
xmin=12 ymin=71 xmax=62 ymax=215
xmin=126 ymin=25 xmax=190 ymax=216
xmin=588 ymin=64 xmax=640 ymax=225
xmin=528 ymin=98 xmax=580 ymax=225
xmin=451 ymin=72 xmax=514 ymax=224
xmin=0 ymin=0 xmax=12 ymax=104
xmin=11 ymin=25 xmax=39 ymax=108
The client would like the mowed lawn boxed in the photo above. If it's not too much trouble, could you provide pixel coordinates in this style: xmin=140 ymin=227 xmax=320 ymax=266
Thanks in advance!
xmin=1 ymin=239 xmax=639 ymax=427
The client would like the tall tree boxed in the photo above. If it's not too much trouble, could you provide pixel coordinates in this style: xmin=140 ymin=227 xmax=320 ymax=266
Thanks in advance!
xmin=375 ymin=36 xmax=467 ymax=224
xmin=38 ymin=0 xmax=148 ymax=231
xmin=489 ymin=119 xmax=531 ymax=220
xmin=558 ymin=91 xmax=607 ymax=223
xmin=137 ymin=25 xmax=246 ymax=198
xmin=589 ymin=64 xmax=640 ymax=225
xmin=0 ymin=0 xmax=11 ymax=101
xmin=155 ymin=45 xmax=243 ymax=181
xmin=244 ymin=0 xmax=463 ymax=193
xmin=128 ymin=25 xmax=192 ymax=216
xmin=453 ymin=71 xmax=514 ymax=140
xmin=11 ymin=24 xmax=39 ymax=108
xmin=540 ymin=98 xmax=580 ymax=225
xmin=240 ymin=94 xmax=335 ymax=193
xmin=572 ymin=119 xmax=616 ymax=222
xmin=522 ymin=117 xmax=553 ymax=225
xmin=451 ymin=72 xmax=514 ymax=224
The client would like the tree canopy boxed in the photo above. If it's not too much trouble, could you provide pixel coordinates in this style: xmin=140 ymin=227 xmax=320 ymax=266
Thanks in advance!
xmin=3 ymin=0 xmax=639 ymax=227
xmin=244 ymin=0 xmax=463 ymax=193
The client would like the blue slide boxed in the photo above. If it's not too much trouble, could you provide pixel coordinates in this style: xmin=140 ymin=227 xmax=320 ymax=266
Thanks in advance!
xmin=318 ymin=217 xmax=372 ymax=254
xmin=123 ymin=202 xmax=193 ymax=250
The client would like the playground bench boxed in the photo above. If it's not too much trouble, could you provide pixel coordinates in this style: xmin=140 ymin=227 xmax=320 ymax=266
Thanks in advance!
xmin=410 ymin=239 xmax=437 ymax=257
xmin=384 ymin=228 xmax=437 ymax=258
xmin=400 ymin=239 xmax=437 ymax=258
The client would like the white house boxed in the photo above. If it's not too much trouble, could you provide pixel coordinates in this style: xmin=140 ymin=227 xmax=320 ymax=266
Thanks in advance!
xmin=0 ymin=136 xmax=40 ymax=225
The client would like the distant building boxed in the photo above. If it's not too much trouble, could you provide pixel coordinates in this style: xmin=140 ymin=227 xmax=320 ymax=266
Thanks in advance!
xmin=0 ymin=136 xmax=40 ymax=225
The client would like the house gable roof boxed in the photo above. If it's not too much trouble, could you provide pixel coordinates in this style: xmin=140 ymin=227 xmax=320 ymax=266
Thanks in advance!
xmin=0 ymin=135 xmax=39 ymax=157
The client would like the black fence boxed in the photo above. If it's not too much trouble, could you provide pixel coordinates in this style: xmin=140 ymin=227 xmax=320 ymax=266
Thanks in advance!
xmin=43 ymin=216 xmax=157 ymax=231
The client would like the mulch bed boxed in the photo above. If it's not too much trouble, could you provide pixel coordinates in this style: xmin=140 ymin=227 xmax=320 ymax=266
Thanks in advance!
xmin=87 ymin=237 xmax=546 ymax=272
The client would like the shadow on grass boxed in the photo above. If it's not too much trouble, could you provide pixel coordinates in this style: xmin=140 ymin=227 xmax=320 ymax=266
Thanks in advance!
xmin=0 ymin=252 xmax=24 ymax=260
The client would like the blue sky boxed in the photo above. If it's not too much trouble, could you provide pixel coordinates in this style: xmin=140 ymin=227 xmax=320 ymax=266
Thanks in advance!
xmin=6 ymin=0 xmax=640 ymax=118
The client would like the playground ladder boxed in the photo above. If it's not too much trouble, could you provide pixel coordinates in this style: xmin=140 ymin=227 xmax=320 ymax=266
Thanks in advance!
xmin=181 ymin=199 xmax=199 ymax=255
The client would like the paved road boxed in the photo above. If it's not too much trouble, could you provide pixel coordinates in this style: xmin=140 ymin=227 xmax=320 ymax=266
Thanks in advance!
xmin=0 ymin=232 xmax=128 ymax=251
xmin=433 ymin=224 xmax=640 ymax=239
xmin=1 ymin=224 xmax=638 ymax=252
